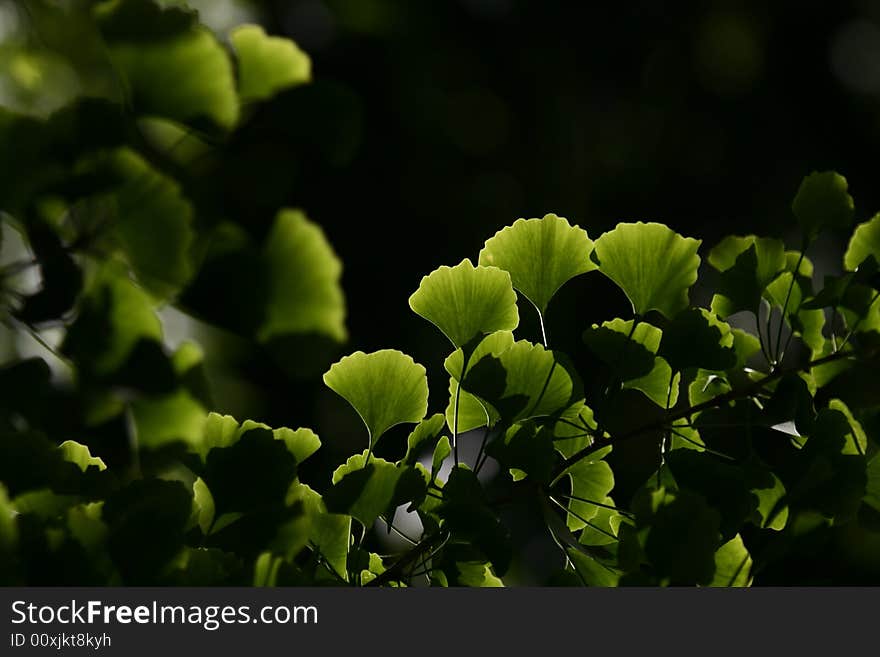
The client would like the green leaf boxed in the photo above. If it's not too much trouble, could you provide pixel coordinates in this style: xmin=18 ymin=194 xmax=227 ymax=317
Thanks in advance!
xmin=323 ymin=349 xmax=429 ymax=446
xmin=445 ymin=377 xmax=495 ymax=433
xmin=454 ymin=562 xmax=505 ymax=587
xmin=258 ymin=209 xmax=347 ymax=344
xmin=658 ymin=308 xmax=736 ymax=372
xmin=58 ymin=440 xmax=107 ymax=472
xmin=409 ymin=259 xmax=519 ymax=348
xmin=584 ymin=319 xmax=680 ymax=406
xmin=792 ymin=171 xmax=854 ymax=241
xmin=486 ymin=422 xmax=556 ymax=484
xmin=108 ymin=149 xmax=195 ymax=298
xmin=635 ymin=487 xmax=721 ymax=585
xmin=131 ymin=389 xmax=207 ymax=450
xmin=462 ymin=340 xmax=583 ymax=425
xmin=431 ymin=436 xmax=452 ymax=478
xmin=478 ymin=213 xmax=596 ymax=315
xmin=708 ymin=236 xmax=786 ymax=317
xmin=764 ymin=272 xmax=826 ymax=353
xmin=195 ymin=412 xmax=321 ymax=465
xmin=710 ymin=535 xmax=753 ymax=587
xmin=98 ymin=3 xmax=239 ymax=130
xmin=566 ymin=460 xmax=615 ymax=531
xmin=844 ymin=213 xmax=880 ymax=271
xmin=593 ymin=222 xmax=701 ymax=318
xmin=567 ymin=548 xmax=620 ymax=587
xmin=61 ymin=262 xmax=164 ymax=377
xmin=402 ymin=413 xmax=447 ymax=466
xmin=192 ymin=477 xmax=215 ymax=535
xmin=0 ymin=484 xmax=17 ymax=554
xmin=326 ymin=452 xmax=414 ymax=526
xmin=230 ymin=24 xmax=311 ymax=103
xmin=287 ymin=482 xmax=350 ymax=581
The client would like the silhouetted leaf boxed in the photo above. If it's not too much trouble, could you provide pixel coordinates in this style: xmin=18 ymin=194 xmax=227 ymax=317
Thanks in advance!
xmin=792 ymin=171 xmax=854 ymax=241
xmin=659 ymin=308 xmax=736 ymax=372
xmin=708 ymin=236 xmax=785 ymax=317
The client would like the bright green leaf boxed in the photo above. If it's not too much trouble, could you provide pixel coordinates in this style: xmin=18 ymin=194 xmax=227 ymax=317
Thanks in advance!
xmin=710 ymin=535 xmax=752 ymax=587
xmin=231 ymin=24 xmax=311 ymax=103
xmin=844 ymin=213 xmax=880 ymax=271
xmin=708 ymin=236 xmax=786 ymax=317
xmin=409 ymin=259 xmax=519 ymax=348
xmin=258 ymin=209 xmax=347 ymax=344
xmin=463 ymin=340 xmax=583 ymax=424
xmin=593 ymin=222 xmax=701 ymax=318
xmin=478 ymin=213 xmax=596 ymax=314
xmin=58 ymin=440 xmax=107 ymax=472
xmin=323 ymin=349 xmax=428 ymax=446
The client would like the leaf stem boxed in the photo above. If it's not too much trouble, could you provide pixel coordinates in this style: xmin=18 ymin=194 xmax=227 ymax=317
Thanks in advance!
xmin=774 ymin=245 xmax=807 ymax=366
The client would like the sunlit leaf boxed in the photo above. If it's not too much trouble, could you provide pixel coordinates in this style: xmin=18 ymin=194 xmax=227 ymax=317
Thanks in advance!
xmin=58 ymin=440 xmax=107 ymax=473
xmin=462 ymin=340 xmax=583 ymax=425
xmin=409 ymin=259 xmax=519 ymax=348
xmin=709 ymin=535 xmax=752 ymax=587
xmin=323 ymin=349 xmax=429 ymax=446
xmin=478 ymin=213 xmax=596 ymax=315
xmin=592 ymin=222 xmax=701 ymax=318
xmin=97 ymin=0 xmax=239 ymax=130
xmin=258 ymin=209 xmax=347 ymax=344
xmin=231 ymin=24 xmax=311 ymax=103
xmin=708 ymin=236 xmax=786 ymax=317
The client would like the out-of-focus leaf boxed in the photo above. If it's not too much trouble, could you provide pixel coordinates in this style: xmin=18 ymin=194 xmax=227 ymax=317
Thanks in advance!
xmin=230 ymin=24 xmax=311 ymax=103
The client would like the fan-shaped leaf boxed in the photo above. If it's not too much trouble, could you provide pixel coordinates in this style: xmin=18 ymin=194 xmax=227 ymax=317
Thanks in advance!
xmin=258 ymin=209 xmax=347 ymax=344
xmin=708 ymin=236 xmax=786 ymax=317
xmin=326 ymin=452 xmax=422 ymax=526
xmin=462 ymin=340 xmax=582 ymax=425
xmin=409 ymin=259 xmax=519 ymax=349
xmin=710 ymin=535 xmax=752 ymax=587
xmin=58 ymin=441 xmax=107 ymax=473
xmin=845 ymin=213 xmax=880 ymax=271
xmin=98 ymin=3 xmax=239 ymax=130
xmin=323 ymin=350 xmax=429 ymax=446
xmin=792 ymin=171 xmax=854 ymax=240
xmin=478 ymin=213 xmax=596 ymax=314
xmin=659 ymin=308 xmax=736 ymax=372
xmin=231 ymin=24 xmax=311 ymax=103
xmin=593 ymin=222 xmax=701 ymax=318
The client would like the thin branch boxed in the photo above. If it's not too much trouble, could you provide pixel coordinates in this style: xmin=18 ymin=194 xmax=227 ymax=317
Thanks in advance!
xmin=550 ymin=347 xmax=865 ymax=483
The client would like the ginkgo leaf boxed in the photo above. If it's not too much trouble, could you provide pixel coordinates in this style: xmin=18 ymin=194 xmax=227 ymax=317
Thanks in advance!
xmin=98 ymin=3 xmax=239 ymax=130
xmin=592 ymin=222 xmax=701 ymax=318
xmin=445 ymin=376 xmax=495 ymax=433
xmin=844 ymin=213 xmax=880 ymax=271
xmin=409 ymin=259 xmax=519 ymax=349
xmin=659 ymin=308 xmax=737 ymax=372
xmin=58 ymin=441 xmax=107 ymax=472
xmin=567 ymin=459 xmax=615 ymax=531
xmin=230 ymin=24 xmax=311 ymax=103
xmin=402 ymin=413 xmax=446 ymax=465
xmin=708 ymin=236 xmax=786 ymax=317
xmin=323 ymin=350 xmax=429 ymax=446
xmin=195 ymin=412 xmax=321 ymax=465
xmin=478 ymin=214 xmax=596 ymax=314
xmin=61 ymin=262 xmax=164 ymax=376
xmin=584 ymin=318 xmax=680 ymax=407
xmin=710 ymin=535 xmax=753 ymax=587
xmin=109 ymin=148 xmax=195 ymax=298
xmin=258 ymin=209 xmax=347 ymax=344
xmin=326 ymin=452 xmax=421 ymax=526
xmin=792 ymin=171 xmax=854 ymax=241
xmin=462 ymin=340 xmax=583 ymax=425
